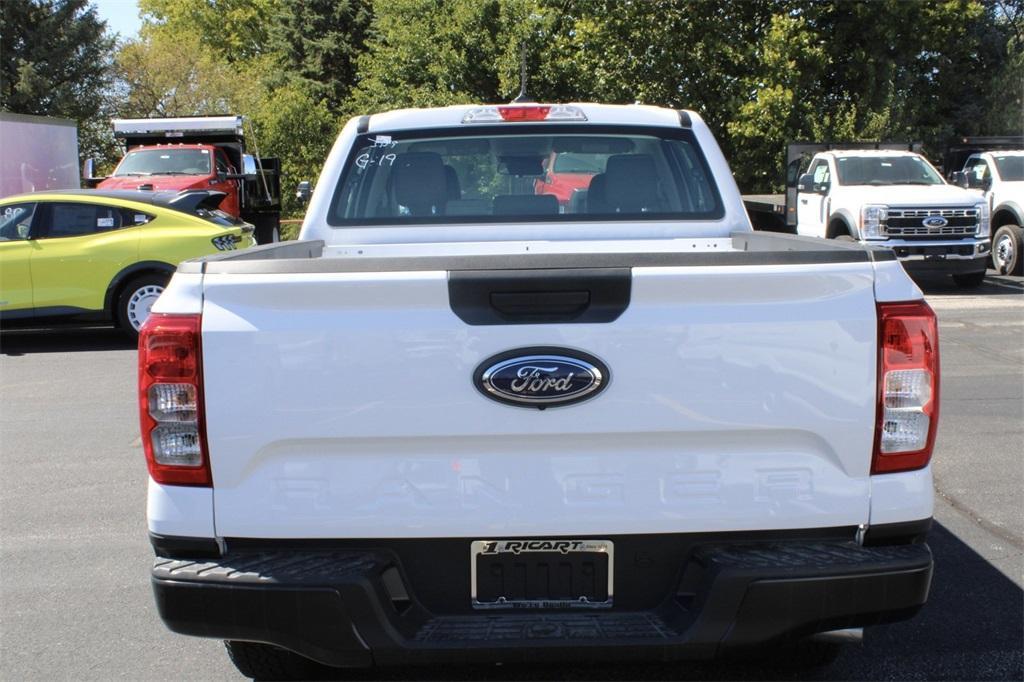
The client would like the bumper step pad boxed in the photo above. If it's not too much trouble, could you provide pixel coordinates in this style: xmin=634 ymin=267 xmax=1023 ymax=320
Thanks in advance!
xmin=416 ymin=613 xmax=676 ymax=643
xmin=151 ymin=539 xmax=932 ymax=667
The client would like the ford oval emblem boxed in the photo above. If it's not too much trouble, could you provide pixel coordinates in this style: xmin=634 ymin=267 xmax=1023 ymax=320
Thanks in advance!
xmin=475 ymin=348 xmax=609 ymax=409
xmin=922 ymin=216 xmax=948 ymax=228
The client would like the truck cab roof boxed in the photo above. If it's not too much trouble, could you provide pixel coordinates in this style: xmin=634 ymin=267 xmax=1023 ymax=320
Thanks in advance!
xmin=979 ymin=149 xmax=1024 ymax=158
xmin=364 ymin=103 xmax=695 ymax=132
xmin=821 ymin=149 xmax=924 ymax=158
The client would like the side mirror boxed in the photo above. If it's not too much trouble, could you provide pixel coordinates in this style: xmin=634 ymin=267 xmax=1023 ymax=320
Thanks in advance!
xmin=296 ymin=180 xmax=312 ymax=205
xmin=241 ymin=154 xmax=259 ymax=180
xmin=951 ymin=171 xmax=969 ymax=189
xmin=797 ymin=173 xmax=815 ymax=192
xmin=964 ymin=172 xmax=991 ymax=190
xmin=82 ymin=158 xmax=105 ymax=188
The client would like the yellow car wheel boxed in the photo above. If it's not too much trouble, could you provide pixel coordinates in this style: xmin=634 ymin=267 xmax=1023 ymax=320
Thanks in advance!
xmin=117 ymin=273 xmax=170 ymax=337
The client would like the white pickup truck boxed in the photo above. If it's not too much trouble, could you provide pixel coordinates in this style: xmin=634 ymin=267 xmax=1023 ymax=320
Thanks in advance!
xmin=746 ymin=147 xmax=992 ymax=288
xmin=952 ymin=150 xmax=1024 ymax=275
xmin=141 ymin=104 xmax=938 ymax=679
xmin=794 ymin=149 xmax=991 ymax=287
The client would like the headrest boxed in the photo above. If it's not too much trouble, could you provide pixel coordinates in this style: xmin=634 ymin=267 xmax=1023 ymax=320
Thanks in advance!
xmin=586 ymin=173 xmax=608 ymax=213
xmin=567 ymin=188 xmax=588 ymax=214
xmin=392 ymin=152 xmax=447 ymax=215
xmin=444 ymin=165 xmax=461 ymax=201
xmin=493 ymin=194 xmax=560 ymax=216
xmin=604 ymin=154 xmax=661 ymax=212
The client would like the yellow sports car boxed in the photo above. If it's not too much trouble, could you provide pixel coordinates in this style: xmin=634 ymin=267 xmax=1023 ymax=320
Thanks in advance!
xmin=0 ymin=189 xmax=256 ymax=335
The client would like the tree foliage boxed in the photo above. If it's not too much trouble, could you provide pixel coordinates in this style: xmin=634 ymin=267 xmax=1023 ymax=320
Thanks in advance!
xmin=137 ymin=0 xmax=281 ymax=63
xmin=271 ymin=0 xmax=374 ymax=112
xmin=4 ymin=0 xmax=1020 ymax=211
xmin=115 ymin=31 xmax=247 ymax=118
xmin=0 ymin=0 xmax=115 ymax=158
xmin=343 ymin=0 xmax=1019 ymax=191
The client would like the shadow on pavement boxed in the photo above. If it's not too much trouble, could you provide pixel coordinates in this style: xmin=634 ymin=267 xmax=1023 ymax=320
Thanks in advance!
xmin=0 ymin=326 xmax=135 ymax=356
xmin=912 ymin=271 xmax=1023 ymax=298
xmin=306 ymin=524 xmax=1021 ymax=682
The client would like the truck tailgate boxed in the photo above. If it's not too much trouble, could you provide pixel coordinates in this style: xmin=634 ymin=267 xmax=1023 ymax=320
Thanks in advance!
xmin=201 ymin=260 xmax=878 ymax=538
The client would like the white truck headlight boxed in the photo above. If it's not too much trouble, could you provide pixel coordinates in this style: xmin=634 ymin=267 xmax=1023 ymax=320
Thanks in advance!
xmin=861 ymin=204 xmax=888 ymax=240
xmin=976 ymin=203 xmax=990 ymax=238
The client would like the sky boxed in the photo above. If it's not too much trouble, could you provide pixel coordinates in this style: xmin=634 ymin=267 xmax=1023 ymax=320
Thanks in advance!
xmin=91 ymin=0 xmax=143 ymax=40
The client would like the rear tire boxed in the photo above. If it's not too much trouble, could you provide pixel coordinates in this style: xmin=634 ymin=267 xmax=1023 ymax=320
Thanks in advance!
xmin=833 ymin=234 xmax=856 ymax=242
xmin=250 ymin=214 xmax=281 ymax=245
xmin=992 ymin=224 xmax=1023 ymax=275
xmin=952 ymin=270 xmax=987 ymax=288
xmin=224 ymin=641 xmax=330 ymax=680
xmin=116 ymin=273 xmax=169 ymax=338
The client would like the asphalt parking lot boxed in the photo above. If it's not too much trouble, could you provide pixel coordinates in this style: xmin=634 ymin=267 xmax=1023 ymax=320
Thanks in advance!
xmin=1 ymin=272 xmax=1021 ymax=682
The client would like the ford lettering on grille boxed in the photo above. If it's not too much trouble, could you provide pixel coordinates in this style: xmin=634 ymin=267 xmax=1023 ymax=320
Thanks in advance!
xmin=475 ymin=349 xmax=608 ymax=408
xmin=922 ymin=216 xmax=949 ymax=228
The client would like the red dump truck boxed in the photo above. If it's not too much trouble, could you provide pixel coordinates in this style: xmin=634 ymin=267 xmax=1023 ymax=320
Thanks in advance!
xmin=88 ymin=116 xmax=281 ymax=243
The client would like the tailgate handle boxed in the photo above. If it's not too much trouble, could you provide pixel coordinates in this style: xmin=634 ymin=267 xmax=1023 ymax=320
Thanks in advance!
xmin=449 ymin=268 xmax=631 ymax=325
xmin=490 ymin=290 xmax=590 ymax=317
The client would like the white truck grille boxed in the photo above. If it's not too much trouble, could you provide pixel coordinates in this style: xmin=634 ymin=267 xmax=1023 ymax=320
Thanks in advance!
xmin=885 ymin=207 xmax=979 ymax=239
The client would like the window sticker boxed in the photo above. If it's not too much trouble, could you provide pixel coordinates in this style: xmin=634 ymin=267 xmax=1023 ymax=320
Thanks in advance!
xmin=134 ymin=214 xmax=148 ymax=224
xmin=97 ymin=217 xmax=115 ymax=228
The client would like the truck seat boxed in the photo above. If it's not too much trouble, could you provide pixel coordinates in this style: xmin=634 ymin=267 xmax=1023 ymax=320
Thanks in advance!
xmin=392 ymin=153 xmax=448 ymax=216
xmin=605 ymin=154 xmax=662 ymax=212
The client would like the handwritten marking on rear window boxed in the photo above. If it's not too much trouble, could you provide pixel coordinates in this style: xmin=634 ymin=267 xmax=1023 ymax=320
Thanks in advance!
xmin=355 ymin=150 xmax=397 ymax=170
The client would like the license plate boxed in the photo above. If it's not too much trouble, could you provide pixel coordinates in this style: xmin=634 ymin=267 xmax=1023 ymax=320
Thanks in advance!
xmin=470 ymin=539 xmax=613 ymax=609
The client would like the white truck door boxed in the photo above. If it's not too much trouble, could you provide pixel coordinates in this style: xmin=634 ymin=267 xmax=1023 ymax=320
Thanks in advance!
xmin=963 ymin=155 xmax=995 ymax=210
xmin=796 ymin=158 xmax=830 ymax=238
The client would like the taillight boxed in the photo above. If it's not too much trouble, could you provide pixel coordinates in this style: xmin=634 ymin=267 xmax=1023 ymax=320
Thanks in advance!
xmin=461 ymin=105 xmax=588 ymax=123
xmin=138 ymin=313 xmax=211 ymax=486
xmin=872 ymin=301 xmax=940 ymax=474
xmin=497 ymin=105 xmax=551 ymax=121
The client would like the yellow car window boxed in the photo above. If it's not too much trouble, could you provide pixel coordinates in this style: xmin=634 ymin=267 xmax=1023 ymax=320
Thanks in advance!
xmin=46 ymin=203 xmax=124 ymax=238
xmin=0 ymin=203 xmax=37 ymax=240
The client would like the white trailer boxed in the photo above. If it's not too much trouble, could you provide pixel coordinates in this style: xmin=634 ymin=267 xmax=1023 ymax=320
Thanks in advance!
xmin=0 ymin=112 xmax=80 ymax=199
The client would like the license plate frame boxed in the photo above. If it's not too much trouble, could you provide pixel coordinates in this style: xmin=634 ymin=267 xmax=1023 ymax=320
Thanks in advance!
xmin=470 ymin=539 xmax=614 ymax=609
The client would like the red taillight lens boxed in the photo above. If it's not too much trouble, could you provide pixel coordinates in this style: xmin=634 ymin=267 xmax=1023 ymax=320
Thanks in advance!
xmin=138 ymin=313 xmax=211 ymax=486
xmin=872 ymin=300 xmax=940 ymax=474
xmin=497 ymin=106 xmax=551 ymax=122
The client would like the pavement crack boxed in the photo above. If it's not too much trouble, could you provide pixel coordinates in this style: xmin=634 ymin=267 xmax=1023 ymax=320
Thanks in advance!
xmin=934 ymin=475 xmax=1024 ymax=551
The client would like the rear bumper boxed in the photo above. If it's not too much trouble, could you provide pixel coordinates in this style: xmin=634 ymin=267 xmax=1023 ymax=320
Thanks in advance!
xmin=151 ymin=530 xmax=932 ymax=668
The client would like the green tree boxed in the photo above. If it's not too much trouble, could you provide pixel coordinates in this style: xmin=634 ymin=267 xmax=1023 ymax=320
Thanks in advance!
xmin=983 ymin=0 xmax=1024 ymax=133
xmin=115 ymin=31 xmax=249 ymax=118
xmin=0 ymin=0 xmax=115 ymax=159
xmin=348 ymin=0 xmax=509 ymax=114
xmin=248 ymin=84 xmax=339 ymax=221
xmin=137 ymin=0 xmax=281 ymax=63
xmin=271 ymin=0 xmax=374 ymax=113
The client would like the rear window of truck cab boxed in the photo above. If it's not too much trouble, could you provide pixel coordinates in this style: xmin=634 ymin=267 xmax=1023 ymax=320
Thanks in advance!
xmin=328 ymin=126 xmax=723 ymax=225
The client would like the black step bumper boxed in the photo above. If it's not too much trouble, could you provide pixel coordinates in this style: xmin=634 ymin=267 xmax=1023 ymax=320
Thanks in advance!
xmin=898 ymin=252 xmax=989 ymax=274
xmin=151 ymin=532 xmax=932 ymax=668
